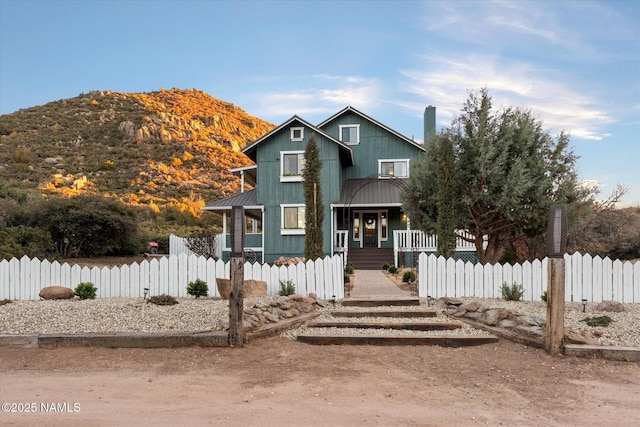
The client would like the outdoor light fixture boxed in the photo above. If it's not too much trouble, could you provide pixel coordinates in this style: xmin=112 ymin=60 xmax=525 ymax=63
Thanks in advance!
xmin=582 ymin=299 xmax=588 ymax=313
xmin=143 ymin=287 xmax=149 ymax=300
xmin=329 ymin=295 xmax=336 ymax=308
xmin=427 ymin=295 xmax=432 ymax=307
xmin=547 ymin=204 xmax=568 ymax=258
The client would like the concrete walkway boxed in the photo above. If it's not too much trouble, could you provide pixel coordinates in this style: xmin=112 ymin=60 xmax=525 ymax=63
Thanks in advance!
xmin=348 ymin=270 xmax=412 ymax=298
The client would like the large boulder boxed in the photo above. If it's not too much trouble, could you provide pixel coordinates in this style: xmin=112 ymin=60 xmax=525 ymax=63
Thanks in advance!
xmin=215 ymin=279 xmax=267 ymax=300
xmin=596 ymin=300 xmax=624 ymax=313
xmin=39 ymin=286 xmax=75 ymax=300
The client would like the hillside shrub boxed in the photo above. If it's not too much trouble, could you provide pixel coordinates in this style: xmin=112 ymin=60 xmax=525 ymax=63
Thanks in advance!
xmin=186 ymin=279 xmax=208 ymax=298
xmin=74 ymin=282 xmax=97 ymax=299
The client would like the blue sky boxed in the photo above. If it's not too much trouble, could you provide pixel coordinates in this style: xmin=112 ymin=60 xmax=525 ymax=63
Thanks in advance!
xmin=1 ymin=0 xmax=639 ymax=206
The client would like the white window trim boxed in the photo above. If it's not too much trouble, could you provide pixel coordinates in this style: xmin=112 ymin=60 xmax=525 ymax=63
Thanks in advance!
xmin=290 ymin=127 xmax=304 ymax=141
xmin=378 ymin=159 xmax=410 ymax=178
xmin=280 ymin=151 xmax=305 ymax=182
xmin=281 ymin=204 xmax=306 ymax=235
xmin=339 ymin=124 xmax=360 ymax=145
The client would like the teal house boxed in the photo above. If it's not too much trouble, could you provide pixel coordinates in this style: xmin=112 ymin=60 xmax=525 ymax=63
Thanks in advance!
xmin=203 ymin=106 xmax=452 ymax=268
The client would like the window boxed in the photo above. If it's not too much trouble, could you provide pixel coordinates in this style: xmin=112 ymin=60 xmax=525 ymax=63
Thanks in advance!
xmin=281 ymin=205 xmax=305 ymax=234
xmin=245 ymin=216 xmax=262 ymax=234
xmin=339 ymin=124 xmax=359 ymax=144
xmin=281 ymin=151 xmax=305 ymax=182
xmin=290 ymin=127 xmax=304 ymax=141
xmin=379 ymin=159 xmax=410 ymax=178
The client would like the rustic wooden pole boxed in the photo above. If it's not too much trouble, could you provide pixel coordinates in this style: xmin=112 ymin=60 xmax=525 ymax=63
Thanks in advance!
xmin=228 ymin=255 xmax=244 ymax=347
xmin=545 ymin=257 xmax=565 ymax=355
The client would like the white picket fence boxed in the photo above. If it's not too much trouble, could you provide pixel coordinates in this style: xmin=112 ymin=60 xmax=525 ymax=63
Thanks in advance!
xmin=0 ymin=254 xmax=345 ymax=301
xmin=418 ymin=252 xmax=640 ymax=303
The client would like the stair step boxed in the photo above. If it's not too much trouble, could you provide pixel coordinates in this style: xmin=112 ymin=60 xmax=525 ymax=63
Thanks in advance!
xmin=296 ymin=334 xmax=499 ymax=346
xmin=307 ymin=321 xmax=461 ymax=331
xmin=341 ymin=297 xmax=420 ymax=307
xmin=331 ymin=309 xmax=436 ymax=318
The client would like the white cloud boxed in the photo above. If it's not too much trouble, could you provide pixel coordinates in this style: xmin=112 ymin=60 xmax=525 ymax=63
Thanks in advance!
xmin=399 ymin=55 xmax=613 ymax=140
xmin=249 ymin=75 xmax=382 ymax=122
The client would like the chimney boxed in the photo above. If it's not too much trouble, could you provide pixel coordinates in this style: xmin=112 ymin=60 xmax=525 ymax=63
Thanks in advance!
xmin=424 ymin=105 xmax=436 ymax=144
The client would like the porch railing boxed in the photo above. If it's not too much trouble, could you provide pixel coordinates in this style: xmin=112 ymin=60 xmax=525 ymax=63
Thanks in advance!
xmin=393 ymin=230 xmax=481 ymax=266
xmin=334 ymin=230 xmax=349 ymax=265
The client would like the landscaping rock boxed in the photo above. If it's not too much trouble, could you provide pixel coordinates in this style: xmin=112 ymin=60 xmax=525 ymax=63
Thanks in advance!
xmin=460 ymin=301 xmax=481 ymax=312
xmin=484 ymin=308 xmax=509 ymax=326
xmin=518 ymin=315 xmax=545 ymax=327
xmin=596 ymin=300 xmax=624 ymax=313
xmin=215 ymin=279 xmax=267 ymax=299
xmin=39 ymin=286 xmax=75 ymax=300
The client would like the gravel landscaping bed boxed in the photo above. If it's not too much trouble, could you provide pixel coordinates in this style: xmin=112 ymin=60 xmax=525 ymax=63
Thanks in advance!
xmin=1 ymin=297 xmax=638 ymax=347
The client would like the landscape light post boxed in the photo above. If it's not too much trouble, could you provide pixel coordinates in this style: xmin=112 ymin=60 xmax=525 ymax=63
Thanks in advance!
xmin=544 ymin=204 xmax=568 ymax=355
xmin=229 ymin=206 xmax=245 ymax=347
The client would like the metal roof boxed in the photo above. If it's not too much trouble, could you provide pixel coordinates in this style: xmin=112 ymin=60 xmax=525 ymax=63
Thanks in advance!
xmin=202 ymin=189 xmax=259 ymax=210
xmin=336 ymin=179 xmax=406 ymax=207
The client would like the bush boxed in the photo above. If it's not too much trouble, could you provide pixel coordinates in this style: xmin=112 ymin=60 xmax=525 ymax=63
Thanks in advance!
xmin=74 ymin=282 xmax=97 ymax=299
xmin=186 ymin=279 xmax=208 ymax=298
xmin=541 ymin=291 xmax=548 ymax=302
xmin=402 ymin=270 xmax=416 ymax=283
xmin=148 ymin=294 xmax=178 ymax=305
xmin=382 ymin=262 xmax=390 ymax=271
xmin=582 ymin=315 xmax=613 ymax=327
xmin=344 ymin=262 xmax=354 ymax=275
xmin=344 ymin=272 xmax=351 ymax=284
xmin=387 ymin=265 xmax=398 ymax=274
xmin=0 ymin=299 xmax=13 ymax=306
xmin=278 ymin=280 xmax=296 ymax=296
xmin=500 ymin=282 xmax=524 ymax=301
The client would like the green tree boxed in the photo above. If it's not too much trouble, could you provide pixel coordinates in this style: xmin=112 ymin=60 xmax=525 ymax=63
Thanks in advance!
xmin=405 ymin=88 xmax=584 ymax=264
xmin=34 ymin=195 xmax=140 ymax=258
xmin=433 ymin=135 xmax=457 ymax=258
xmin=302 ymin=134 xmax=324 ymax=260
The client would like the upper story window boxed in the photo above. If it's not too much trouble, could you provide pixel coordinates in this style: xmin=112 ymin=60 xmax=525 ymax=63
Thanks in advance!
xmin=379 ymin=159 xmax=410 ymax=178
xmin=339 ymin=124 xmax=360 ymax=144
xmin=290 ymin=127 xmax=304 ymax=141
xmin=281 ymin=151 xmax=305 ymax=182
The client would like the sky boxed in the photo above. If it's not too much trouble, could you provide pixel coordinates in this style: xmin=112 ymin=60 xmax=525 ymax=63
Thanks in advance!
xmin=1 ymin=0 xmax=639 ymax=206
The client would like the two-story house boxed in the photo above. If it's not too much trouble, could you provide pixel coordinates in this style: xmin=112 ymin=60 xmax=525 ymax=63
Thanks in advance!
xmin=203 ymin=105 xmax=473 ymax=268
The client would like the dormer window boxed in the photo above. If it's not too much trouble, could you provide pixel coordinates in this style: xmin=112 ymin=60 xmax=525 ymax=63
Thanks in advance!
xmin=339 ymin=124 xmax=359 ymax=144
xmin=290 ymin=127 xmax=304 ymax=141
xmin=379 ymin=159 xmax=410 ymax=178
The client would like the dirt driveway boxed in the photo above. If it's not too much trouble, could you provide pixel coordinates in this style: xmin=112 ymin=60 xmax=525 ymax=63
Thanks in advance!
xmin=1 ymin=337 xmax=639 ymax=427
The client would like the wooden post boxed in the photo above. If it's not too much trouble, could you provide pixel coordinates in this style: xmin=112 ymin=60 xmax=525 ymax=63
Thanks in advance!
xmin=228 ymin=256 xmax=244 ymax=347
xmin=545 ymin=257 xmax=565 ymax=355
xmin=228 ymin=206 xmax=245 ymax=347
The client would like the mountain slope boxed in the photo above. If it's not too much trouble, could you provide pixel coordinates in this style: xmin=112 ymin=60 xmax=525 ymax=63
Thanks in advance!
xmin=0 ymin=88 xmax=274 ymax=214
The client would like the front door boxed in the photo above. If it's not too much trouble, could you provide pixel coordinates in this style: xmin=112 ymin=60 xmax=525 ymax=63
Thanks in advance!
xmin=363 ymin=213 xmax=378 ymax=248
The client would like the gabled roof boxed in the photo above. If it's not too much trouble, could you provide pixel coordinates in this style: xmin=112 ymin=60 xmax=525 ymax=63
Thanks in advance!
xmin=318 ymin=106 xmax=425 ymax=152
xmin=242 ymin=115 xmax=355 ymax=166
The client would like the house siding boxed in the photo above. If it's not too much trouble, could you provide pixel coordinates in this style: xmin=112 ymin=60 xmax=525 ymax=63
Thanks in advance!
xmin=255 ymin=122 xmax=342 ymax=262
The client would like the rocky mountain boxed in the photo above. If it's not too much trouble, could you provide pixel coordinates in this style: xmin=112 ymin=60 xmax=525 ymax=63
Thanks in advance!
xmin=0 ymin=89 xmax=274 ymax=215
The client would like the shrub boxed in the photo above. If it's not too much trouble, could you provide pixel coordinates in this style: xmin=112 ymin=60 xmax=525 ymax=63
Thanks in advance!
xmin=278 ymin=280 xmax=296 ymax=296
xmin=402 ymin=270 xmax=416 ymax=283
xmin=344 ymin=262 xmax=354 ymax=275
xmin=0 ymin=299 xmax=13 ymax=306
xmin=382 ymin=262 xmax=390 ymax=271
xmin=74 ymin=282 xmax=97 ymax=299
xmin=148 ymin=294 xmax=178 ymax=305
xmin=387 ymin=265 xmax=398 ymax=274
xmin=582 ymin=315 xmax=613 ymax=327
xmin=186 ymin=279 xmax=208 ymax=298
xmin=344 ymin=272 xmax=351 ymax=284
xmin=541 ymin=291 xmax=548 ymax=302
xmin=500 ymin=282 xmax=524 ymax=301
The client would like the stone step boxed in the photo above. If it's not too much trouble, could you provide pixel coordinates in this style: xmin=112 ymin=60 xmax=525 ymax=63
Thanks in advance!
xmin=331 ymin=309 xmax=437 ymax=318
xmin=307 ymin=321 xmax=461 ymax=331
xmin=296 ymin=334 xmax=499 ymax=346
xmin=341 ymin=297 xmax=420 ymax=307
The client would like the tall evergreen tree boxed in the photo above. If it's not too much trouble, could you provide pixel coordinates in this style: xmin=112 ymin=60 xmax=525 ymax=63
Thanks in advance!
xmin=433 ymin=134 xmax=457 ymax=258
xmin=302 ymin=134 xmax=324 ymax=260
xmin=404 ymin=88 xmax=584 ymax=264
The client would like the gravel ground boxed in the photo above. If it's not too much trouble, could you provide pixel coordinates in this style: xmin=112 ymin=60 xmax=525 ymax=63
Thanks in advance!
xmin=1 ymin=297 xmax=638 ymax=347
